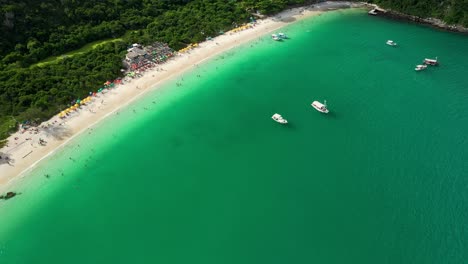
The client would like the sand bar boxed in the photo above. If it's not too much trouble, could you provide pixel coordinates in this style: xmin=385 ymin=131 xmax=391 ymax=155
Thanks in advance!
xmin=0 ymin=2 xmax=362 ymax=193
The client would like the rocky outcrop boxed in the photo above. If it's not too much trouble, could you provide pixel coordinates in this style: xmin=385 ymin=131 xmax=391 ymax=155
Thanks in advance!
xmin=365 ymin=3 xmax=468 ymax=34
xmin=0 ymin=191 xmax=17 ymax=200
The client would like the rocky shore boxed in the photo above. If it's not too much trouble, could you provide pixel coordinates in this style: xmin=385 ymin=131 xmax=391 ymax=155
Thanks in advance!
xmin=365 ymin=3 xmax=468 ymax=34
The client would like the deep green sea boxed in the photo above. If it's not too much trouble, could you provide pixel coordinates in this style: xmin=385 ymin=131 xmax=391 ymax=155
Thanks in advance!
xmin=1 ymin=9 xmax=468 ymax=263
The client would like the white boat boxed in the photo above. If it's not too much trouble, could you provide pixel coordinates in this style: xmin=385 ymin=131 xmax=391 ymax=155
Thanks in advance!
xmin=415 ymin=64 xmax=427 ymax=71
xmin=278 ymin=33 xmax=288 ymax=39
xmin=272 ymin=113 xmax=288 ymax=124
xmin=368 ymin=9 xmax=378 ymax=15
xmin=311 ymin=100 xmax=329 ymax=114
xmin=271 ymin=34 xmax=281 ymax=41
xmin=386 ymin=40 xmax=397 ymax=46
xmin=423 ymin=57 xmax=438 ymax=66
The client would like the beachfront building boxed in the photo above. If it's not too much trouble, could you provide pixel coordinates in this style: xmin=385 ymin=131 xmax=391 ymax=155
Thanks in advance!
xmin=126 ymin=46 xmax=148 ymax=62
xmin=123 ymin=42 xmax=174 ymax=71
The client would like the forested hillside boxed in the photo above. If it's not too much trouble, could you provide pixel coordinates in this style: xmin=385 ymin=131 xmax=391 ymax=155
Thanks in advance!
xmin=372 ymin=0 xmax=468 ymax=26
xmin=0 ymin=0 xmax=306 ymax=145
xmin=0 ymin=0 xmax=190 ymax=66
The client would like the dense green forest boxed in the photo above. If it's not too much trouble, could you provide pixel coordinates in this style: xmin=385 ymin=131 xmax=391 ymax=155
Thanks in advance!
xmin=372 ymin=0 xmax=468 ymax=26
xmin=0 ymin=0 xmax=467 ymax=145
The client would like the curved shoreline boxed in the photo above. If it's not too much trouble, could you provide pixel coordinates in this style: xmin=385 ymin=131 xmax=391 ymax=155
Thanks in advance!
xmin=0 ymin=2 xmax=363 ymax=194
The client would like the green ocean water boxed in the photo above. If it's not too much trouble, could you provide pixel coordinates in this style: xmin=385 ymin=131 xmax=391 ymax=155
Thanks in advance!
xmin=1 ymin=9 xmax=468 ymax=263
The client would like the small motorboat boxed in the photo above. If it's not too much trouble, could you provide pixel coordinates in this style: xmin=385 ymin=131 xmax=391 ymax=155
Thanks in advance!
xmin=423 ymin=57 xmax=438 ymax=66
xmin=368 ymin=9 xmax=378 ymax=15
xmin=415 ymin=64 xmax=427 ymax=71
xmin=386 ymin=40 xmax=397 ymax=46
xmin=278 ymin=33 xmax=288 ymax=39
xmin=272 ymin=113 xmax=288 ymax=124
xmin=311 ymin=100 xmax=329 ymax=114
xmin=271 ymin=34 xmax=281 ymax=41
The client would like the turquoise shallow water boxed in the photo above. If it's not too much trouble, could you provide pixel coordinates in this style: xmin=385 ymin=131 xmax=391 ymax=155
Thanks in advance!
xmin=1 ymin=9 xmax=468 ymax=263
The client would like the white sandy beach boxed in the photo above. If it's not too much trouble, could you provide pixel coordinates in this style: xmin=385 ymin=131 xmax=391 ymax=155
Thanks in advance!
xmin=0 ymin=2 xmax=362 ymax=193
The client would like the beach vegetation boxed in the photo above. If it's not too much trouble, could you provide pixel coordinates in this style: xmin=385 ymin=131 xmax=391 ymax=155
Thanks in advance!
xmin=0 ymin=117 xmax=17 ymax=147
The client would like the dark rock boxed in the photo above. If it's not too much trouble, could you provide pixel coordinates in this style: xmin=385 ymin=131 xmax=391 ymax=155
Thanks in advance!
xmin=5 ymin=192 xmax=16 ymax=199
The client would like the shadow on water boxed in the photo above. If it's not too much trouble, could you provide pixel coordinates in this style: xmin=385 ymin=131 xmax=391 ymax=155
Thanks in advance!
xmin=324 ymin=111 xmax=340 ymax=119
xmin=276 ymin=122 xmax=297 ymax=130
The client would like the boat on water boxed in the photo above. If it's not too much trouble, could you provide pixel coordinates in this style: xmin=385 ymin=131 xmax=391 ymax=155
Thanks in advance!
xmin=311 ymin=100 xmax=329 ymax=114
xmin=272 ymin=113 xmax=288 ymax=124
xmin=271 ymin=34 xmax=281 ymax=41
xmin=415 ymin=64 xmax=427 ymax=71
xmin=423 ymin=57 xmax=439 ymax=66
xmin=278 ymin=33 xmax=288 ymax=39
xmin=368 ymin=9 xmax=378 ymax=15
xmin=386 ymin=40 xmax=397 ymax=46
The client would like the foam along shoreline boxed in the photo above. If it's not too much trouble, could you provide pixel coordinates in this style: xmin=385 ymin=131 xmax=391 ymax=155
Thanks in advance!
xmin=0 ymin=2 xmax=361 ymax=193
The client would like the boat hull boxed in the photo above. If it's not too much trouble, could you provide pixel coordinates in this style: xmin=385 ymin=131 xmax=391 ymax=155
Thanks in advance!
xmin=272 ymin=114 xmax=288 ymax=124
xmin=423 ymin=58 xmax=439 ymax=66
xmin=273 ymin=119 xmax=288 ymax=124
xmin=311 ymin=102 xmax=329 ymax=114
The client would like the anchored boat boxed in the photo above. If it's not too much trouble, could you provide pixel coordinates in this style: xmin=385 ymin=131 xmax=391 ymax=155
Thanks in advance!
xmin=271 ymin=34 xmax=281 ymax=41
xmin=415 ymin=64 xmax=427 ymax=71
xmin=368 ymin=9 xmax=378 ymax=15
xmin=272 ymin=113 xmax=288 ymax=124
xmin=386 ymin=40 xmax=397 ymax=46
xmin=311 ymin=100 xmax=329 ymax=114
xmin=423 ymin=57 xmax=439 ymax=66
